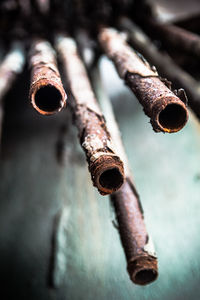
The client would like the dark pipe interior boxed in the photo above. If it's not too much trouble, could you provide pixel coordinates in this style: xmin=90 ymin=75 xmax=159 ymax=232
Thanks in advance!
xmin=34 ymin=85 xmax=62 ymax=112
xmin=159 ymin=103 xmax=187 ymax=130
xmin=99 ymin=168 xmax=123 ymax=190
xmin=135 ymin=269 xmax=157 ymax=285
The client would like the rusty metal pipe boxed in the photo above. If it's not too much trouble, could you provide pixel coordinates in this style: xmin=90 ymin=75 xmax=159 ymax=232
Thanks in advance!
xmin=29 ymin=39 xmax=67 ymax=115
xmin=56 ymin=35 xmax=124 ymax=195
xmin=119 ymin=17 xmax=200 ymax=120
xmin=112 ymin=181 xmax=158 ymax=285
xmin=91 ymin=65 xmax=158 ymax=285
xmin=98 ymin=27 xmax=188 ymax=133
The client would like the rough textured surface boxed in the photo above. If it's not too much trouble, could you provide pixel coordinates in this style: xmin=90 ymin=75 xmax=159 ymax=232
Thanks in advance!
xmin=29 ymin=39 xmax=66 ymax=115
xmin=126 ymin=74 xmax=188 ymax=132
xmin=98 ymin=27 xmax=188 ymax=133
xmin=56 ymin=35 xmax=124 ymax=195
xmin=111 ymin=180 xmax=158 ymax=285
xmin=91 ymin=66 xmax=158 ymax=285
xmin=0 ymin=57 xmax=200 ymax=299
xmin=119 ymin=17 xmax=200 ymax=120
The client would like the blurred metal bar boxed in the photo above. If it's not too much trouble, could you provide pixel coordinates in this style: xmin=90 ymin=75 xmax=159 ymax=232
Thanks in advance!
xmin=0 ymin=42 xmax=25 ymax=143
xmin=149 ymin=20 xmax=200 ymax=58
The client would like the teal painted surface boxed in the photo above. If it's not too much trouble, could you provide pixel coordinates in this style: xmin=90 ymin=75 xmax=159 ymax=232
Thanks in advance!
xmin=0 ymin=60 xmax=200 ymax=299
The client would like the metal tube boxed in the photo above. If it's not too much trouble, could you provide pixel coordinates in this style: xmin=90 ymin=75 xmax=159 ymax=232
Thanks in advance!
xmin=29 ymin=39 xmax=67 ymax=115
xmin=98 ymin=27 xmax=188 ymax=133
xmin=119 ymin=17 xmax=200 ymax=120
xmin=56 ymin=35 xmax=125 ymax=195
xmin=91 ymin=65 xmax=158 ymax=285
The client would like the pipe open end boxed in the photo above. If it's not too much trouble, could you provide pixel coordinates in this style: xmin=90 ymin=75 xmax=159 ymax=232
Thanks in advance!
xmin=33 ymin=85 xmax=64 ymax=115
xmin=158 ymin=103 xmax=188 ymax=133
xmin=128 ymin=255 xmax=158 ymax=285
xmin=91 ymin=155 xmax=124 ymax=195
xmin=134 ymin=269 xmax=158 ymax=285
xmin=99 ymin=167 xmax=124 ymax=191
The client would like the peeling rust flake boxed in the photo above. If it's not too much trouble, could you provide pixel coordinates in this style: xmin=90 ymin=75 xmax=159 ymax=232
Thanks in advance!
xmin=91 ymin=65 xmax=158 ymax=285
xmin=98 ymin=27 xmax=188 ymax=133
xmin=56 ymin=34 xmax=124 ymax=195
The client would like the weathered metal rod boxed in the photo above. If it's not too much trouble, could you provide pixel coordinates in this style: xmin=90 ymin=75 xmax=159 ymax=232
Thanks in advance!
xmin=90 ymin=65 xmax=158 ymax=285
xmin=56 ymin=35 xmax=124 ymax=195
xmin=98 ymin=27 xmax=188 ymax=133
xmin=119 ymin=17 xmax=200 ymax=119
xmin=29 ymin=39 xmax=67 ymax=115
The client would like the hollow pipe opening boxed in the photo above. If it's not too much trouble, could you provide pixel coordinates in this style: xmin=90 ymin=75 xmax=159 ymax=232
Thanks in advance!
xmin=34 ymin=85 xmax=62 ymax=113
xmin=134 ymin=269 xmax=157 ymax=285
xmin=158 ymin=103 xmax=187 ymax=132
xmin=99 ymin=167 xmax=124 ymax=191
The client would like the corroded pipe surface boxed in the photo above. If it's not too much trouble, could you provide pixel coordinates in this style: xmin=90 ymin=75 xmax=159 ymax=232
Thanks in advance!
xmin=98 ymin=27 xmax=188 ymax=133
xmin=91 ymin=66 xmax=158 ymax=285
xmin=29 ymin=39 xmax=67 ymax=115
xmin=112 ymin=180 xmax=158 ymax=285
xmin=56 ymin=35 xmax=124 ymax=195
xmin=119 ymin=17 xmax=200 ymax=119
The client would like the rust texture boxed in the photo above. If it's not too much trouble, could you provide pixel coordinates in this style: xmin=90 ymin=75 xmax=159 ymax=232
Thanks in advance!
xmin=98 ymin=27 xmax=188 ymax=133
xmin=91 ymin=66 xmax=158 ymax=285
xmin=150 ymin=21 xmax=200 ymax=58
xmin=29 ymin=39 xmax=67 ymax=115
xmin=119 ymin=17 xmax=200 ymax=119
xmin=111 ymin=181 xmax=158 ymax=285
xmin=56 ymin=35 xmax=124 ymax=195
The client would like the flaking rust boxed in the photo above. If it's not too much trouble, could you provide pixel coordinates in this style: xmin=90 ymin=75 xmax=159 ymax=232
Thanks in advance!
xmin=119 ymin=17 xmax=200 ymax=120
xmin=56 ymin=35 xmax=124 ymax=195
xmin=29 ymin=38 xmax=67 ymax=115
xmin=112 ymin=180 xmax=158 ymax=285
xmin=98 ymin=27 xmax=188 ymax=133
xmin=91 ymin=66 xmax=158 ymax=285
